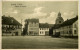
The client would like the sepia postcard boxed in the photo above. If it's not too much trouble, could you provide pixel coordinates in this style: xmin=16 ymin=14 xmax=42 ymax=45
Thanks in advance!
xmin=0 ymin=0 xmax=80 ymax=50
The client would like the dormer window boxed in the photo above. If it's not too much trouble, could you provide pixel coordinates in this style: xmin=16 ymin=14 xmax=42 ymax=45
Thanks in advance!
xmin=11 ymin=20 xmax=13 ymax=23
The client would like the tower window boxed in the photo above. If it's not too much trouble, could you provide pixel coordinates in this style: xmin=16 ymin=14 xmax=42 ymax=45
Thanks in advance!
xmin=74 ymin=30 xmax=76 ymax=34
xmin=59 ymin=21 xmax=61 ymax=23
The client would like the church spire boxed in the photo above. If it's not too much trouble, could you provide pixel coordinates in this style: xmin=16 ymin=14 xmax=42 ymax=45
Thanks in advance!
xmin=55 ymin=12 xmax=64 ymax=24
xmin=58 ymin=11 xmax=61 ymax=17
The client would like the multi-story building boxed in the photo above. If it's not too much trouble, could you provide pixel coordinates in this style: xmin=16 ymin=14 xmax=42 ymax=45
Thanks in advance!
xmin=24 ymin=19 xmax=54 ymax=36
xmin=60 ymin=16 xmax=78 ymax=37
xmin=39 ymin=23 xmax=49 ymax=36
xmin=2 ymin=15 xmax=22 ymax=36
xmin=25 ymin=19 xmax=39 ymax=36
xmin=52 ymin=12 xmax=64 ymax=36
xmin=53 ymin=24 xmax=61 ymax=37
xmin=53 ymin=15 xmax=78 ymax=37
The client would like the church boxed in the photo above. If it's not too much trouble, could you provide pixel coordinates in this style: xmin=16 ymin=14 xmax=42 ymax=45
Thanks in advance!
xmin=53 ymin=12 xmax=78 ymax=37
xmin=55 ymin=12 xmax=64 ymax=24
xmin=52 ymin=12 xmax=64 ymax=37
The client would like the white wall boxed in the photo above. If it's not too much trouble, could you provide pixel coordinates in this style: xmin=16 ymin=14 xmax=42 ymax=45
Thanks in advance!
xmin=72 ymin=20 xmax=78 ymax=36
xmin=53 ymin=29 xmax=56 ymax=35
xmin=39 ymin=28 xmax=49 ymax=36
xmin=16 ymin=29 xmax=22 ymax=36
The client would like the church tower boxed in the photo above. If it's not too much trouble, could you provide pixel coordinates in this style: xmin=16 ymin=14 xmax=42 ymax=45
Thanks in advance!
xmin=55 ymin=12 xmax=64 ymax=24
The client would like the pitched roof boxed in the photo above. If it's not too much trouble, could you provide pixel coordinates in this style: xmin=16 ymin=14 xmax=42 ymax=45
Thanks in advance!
xmin=25 ymin=19 xmax=39 ymax=23
xmin=39 ymin=23 xmax=49 ymax=28
xmin=2 ymin=16 xmax=22 ymax=25
xmin=48 ymin=24 xmax=54 ymax=29
xmin=52 ymin=24 xmax=61 ymax=29
xmin=53 ymin=16 xmax=78 ymax=29
xmin=39 ymin=23 xmax=54 ymax=28
xmin=60 ymin=16 xmax=78 ymax=27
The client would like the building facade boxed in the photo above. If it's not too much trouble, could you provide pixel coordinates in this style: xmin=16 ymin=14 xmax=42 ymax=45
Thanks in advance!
xmin=24 ymin=20 xmax=53 ymax=36
xmin=25 ymin=19 xmax=39 ymax=36
xmin=53 ymin=15 xmax=78 ymax=37
xmin=39 ymin=23 xmax=49 ymax=36
xmin=60 ymin=16 xmax=78 ymax=37
xmin=2 ymin=15 xmax=22 ymax=36
xmin=53 ymin=12 xmax=64 ymax=37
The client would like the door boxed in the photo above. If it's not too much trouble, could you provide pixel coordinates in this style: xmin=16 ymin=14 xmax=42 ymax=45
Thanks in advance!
xmin=15 ymin=32 xmax=18 ymax=36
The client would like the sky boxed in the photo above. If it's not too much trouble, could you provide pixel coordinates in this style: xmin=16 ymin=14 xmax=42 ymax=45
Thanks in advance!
xmin=2 ymin=1 xmax=78 ymax=28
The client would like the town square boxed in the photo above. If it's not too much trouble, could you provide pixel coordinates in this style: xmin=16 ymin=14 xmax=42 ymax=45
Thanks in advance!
xmin=2 ymin=1 xmax=78 ymax=49
xmin=2 ymin=36 xmax=78 ymax=49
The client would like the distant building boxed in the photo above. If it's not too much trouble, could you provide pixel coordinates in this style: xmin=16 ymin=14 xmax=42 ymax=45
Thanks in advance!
xmin=39 ymin=23 xmax=49 ymax=36
xmin=55 ymin=12 xmax=64 ymax=24
xmin=2 ymin=15 xmax=22 ymax=36
xmin=51 ymin=12 xmax=64 ymax=36
xmin=53 ymin=15 xmax=78 ymax=37
xmin=24 ymin=19 xmax=54 ymax=36
xmin=25 ymin=19 xmax=39 ymax=36
xmin=53 ymin=24 xmax=61 ymax=37
xmin=60 ymin=16 xmax=78 ymax=37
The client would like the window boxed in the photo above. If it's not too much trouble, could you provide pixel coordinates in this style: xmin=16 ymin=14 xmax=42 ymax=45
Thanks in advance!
xmin=11 ymin=20 xmax=13 ymax=23
xmin=59 ymin=21 xmax=61 ymax=23
xmin=16 ymin=25 xmax=18 ymax=29
xmin=47 ymin=28 xmax=49 ymax=30
xmin=74 ymin=30 xmax=76 ymax=34
xmin=29 ymin=22 xmax=31 ymax=24
xmin=6 ymin=25 xmax=9 ymax=28
xmin=29 ymin=31 xmax=33 ymax=35
xmin=34 ymin=22 xmax=36 ymax=24
xmin=74 ymin=24 xmax=76 ymax=28
xmin=19 ymin=26 xmax=21 ymax=29
xmin=42 ymin=28 xmax=43 ymax=30
xmin=40 ymin=32 xmax=41 ymax=34
xmin=40 ymin=28 xmax=41 ymax=30
xmin=32 ymin=22 xmax=35 ymax=26
xmin=69 ymin=30 xmax=72 ymax=34
xmin=32 ymin=22 xmax=33 ymax=24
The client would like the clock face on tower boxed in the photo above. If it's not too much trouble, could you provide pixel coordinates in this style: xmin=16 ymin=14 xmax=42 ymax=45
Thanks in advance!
xmin=59 ymin=21 xmax=61 ymax=23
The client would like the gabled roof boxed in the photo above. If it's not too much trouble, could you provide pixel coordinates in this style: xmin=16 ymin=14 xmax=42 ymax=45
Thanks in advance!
xmin=60 ymin=16 xmax=78 ymax=27
xmin=25 ymin=19 xmax=39 ymax=23
xmin=39 ymin=23 xmax=54 ymax=28
xmin=2 ymin=15 xmax=22 ymax=26
xmin=52 ymin=24 xmax=61 ymax=29
xmin=53 ymin=16 xmax=78 ymax=29
xmin=39 ymin=23 xmax=49 ymax=28
xmin=49 ymin=24 xmax=54 ymax=29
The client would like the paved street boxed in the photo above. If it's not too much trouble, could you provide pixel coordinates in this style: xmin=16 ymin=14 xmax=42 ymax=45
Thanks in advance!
xmin=2 ymin=36 xmax=78 ymax=49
